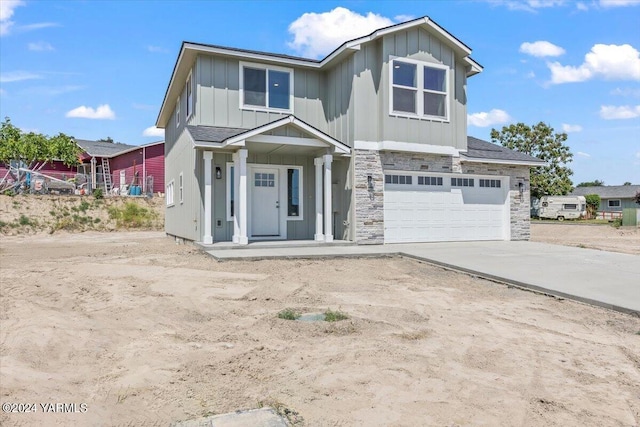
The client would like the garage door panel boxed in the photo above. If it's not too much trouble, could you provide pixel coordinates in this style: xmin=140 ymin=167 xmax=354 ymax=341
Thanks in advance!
xmin=384 ymin=185 xmax=507 ymax=243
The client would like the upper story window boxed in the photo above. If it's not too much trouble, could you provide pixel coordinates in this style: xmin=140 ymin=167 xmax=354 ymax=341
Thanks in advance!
xmin=240 ymin=61 xmax=293 ymax=113
xmin=389 ymin=58 xmax=449 ymax=121
xmin=186 ymin=74 xmax=192 ymax=119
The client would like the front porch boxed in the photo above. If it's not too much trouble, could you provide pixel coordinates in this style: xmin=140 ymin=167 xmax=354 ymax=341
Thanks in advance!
xmin=191 ymin=116 xmax=352 ymax=246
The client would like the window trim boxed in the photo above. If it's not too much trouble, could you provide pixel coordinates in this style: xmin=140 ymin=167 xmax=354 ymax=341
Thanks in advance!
xmin=388 ymin=56 xmax=450 ymax=122
xmin=166 ymin=179 xmax=175 ymax=207
xmin=608 ymin=199 xmax=621 ymax=208
xmin=175 ymin=98 xmax=180 ymax=128
xmin=185 ymin=72 xmax=193 ymax=120
xmin=239 ymin=61 xmax=294 ymax=113
xmin=178 ymin=172 xmax=184 ymax=204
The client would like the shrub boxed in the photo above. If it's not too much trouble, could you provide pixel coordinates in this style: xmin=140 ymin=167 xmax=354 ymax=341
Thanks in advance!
xmin=93 ymin=188 xmax=104 ymax=200
xmin=108 ymin=201 xmax=157 ymax=228
xmin=584 ymin=194 xmax=600 ymax=219
xmin=18 ymin=215 xmax=33 ymax=226
xmin=277 ymin=308 xmax=300 ymax=320
xmin=324 ymin=309 xmax=348 ymax=322
xmin=79 ymin=200 xmax=90 ymax=213
xmin=612 ymin=218 xmax=622 ymax=228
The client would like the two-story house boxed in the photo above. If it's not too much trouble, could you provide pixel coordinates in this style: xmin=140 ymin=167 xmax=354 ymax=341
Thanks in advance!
xmin=156 ymin=16 xmax=543 ymax=245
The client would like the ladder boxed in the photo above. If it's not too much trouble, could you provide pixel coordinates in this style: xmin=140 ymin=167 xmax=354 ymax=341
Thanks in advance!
xmin=101 ymin=157 xmax=113 ymax=194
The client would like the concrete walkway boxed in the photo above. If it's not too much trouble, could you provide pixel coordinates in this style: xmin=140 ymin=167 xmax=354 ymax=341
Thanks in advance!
xmin=205 ymin=241 xmax=640 ymax=315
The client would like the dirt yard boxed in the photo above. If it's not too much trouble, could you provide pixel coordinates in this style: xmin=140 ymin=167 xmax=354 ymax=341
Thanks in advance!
xmin=1 ymin=232 xmax=639 ymax=426
xmin=531 ymin=222 xmax=640 ymax=255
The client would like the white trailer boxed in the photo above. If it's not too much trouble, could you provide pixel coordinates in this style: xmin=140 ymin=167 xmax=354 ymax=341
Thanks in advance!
xmin=538 ymin=195 xmax=586 ymax=221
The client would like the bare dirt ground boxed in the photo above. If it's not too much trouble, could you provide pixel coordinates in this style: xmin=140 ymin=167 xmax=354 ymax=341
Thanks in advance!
xmin=1 ymin=231 xmax=639 ymax=427
xmin=531 ymin=222 xmax=640 ymax=255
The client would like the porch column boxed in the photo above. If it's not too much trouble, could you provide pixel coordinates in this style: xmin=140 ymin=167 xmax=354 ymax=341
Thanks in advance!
xmin=232 ymin=152 xmax=240 ymax=243
xmin=202 ymin=151 xmax=213 ymax=244
xmin=314 ymin=157 xmax=324 ymax=241
xmin=237 ymin=148 xmax=248 ymax=245
xmin=90 ymin=157 xmax=97 ymax=190
xmin=323 ymin=154 xmax=333 ymax=242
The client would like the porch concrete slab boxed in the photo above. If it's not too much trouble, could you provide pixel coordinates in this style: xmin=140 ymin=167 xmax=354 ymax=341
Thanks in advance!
xmin=204 ymin=241 xmax=640 ymax=315
xmin=172 ymin=407 xmax=288 ymax=427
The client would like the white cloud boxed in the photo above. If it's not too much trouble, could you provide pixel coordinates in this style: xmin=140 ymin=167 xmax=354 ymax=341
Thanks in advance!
xmin=576 ymin=2 xmax=589 ymax=10
xmin=599 ymin=105 xmax=640 ymax=119
xmin=17 ymin=22 xmax=59 ymax=32
xmin=611 ymin=87 xmax=640 ymax=97
xmin=65 ymin=104 xmax=116 ymax=120
xmin=548 ymin=44 xmax=640 ymax=84
xmin=147 ymin=45 xmax=167 ymax=53
xmin=562 ymin=123 xmax=583 ymax=132
xmin=486 ymin=0 xmax=567 ymax=12
xmin=28 ymin=41 xmax=53 ymax=51
xmin=576 ymin=151 xmax=591 ymax=157
xmin=287 ymin=7 xmax=394 ymax=58
xmin=0 ymin=70 xmax=41 ymax=82
xmin=0 ymin=0 xmax=24 ymax=36
xmin=636 ymin=151 xmax=640 ymax=159
xmin=520 ymin=41 xmax=565 ymax=57
xmin=468 ymin=109 xmax=512 ymax=127
xmin=393 ymin=14 xmax=416 ymax=22
xmin=143 ymin=126 xmax=164 ymax=137
xmin=599 ymin=0 xmax=640 ymax=7
xmin=525 ymin=71 xmax=536 ymax=78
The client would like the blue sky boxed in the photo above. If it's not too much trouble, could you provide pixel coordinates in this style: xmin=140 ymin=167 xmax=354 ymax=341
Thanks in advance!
xmin=1 ymin=0 xmax=639 ymax=185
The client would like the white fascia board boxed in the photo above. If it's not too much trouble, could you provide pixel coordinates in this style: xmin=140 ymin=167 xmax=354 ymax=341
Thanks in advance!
xmin=460 ymin=156 xmax=546 ymax=167
xmin=354 ymin=140 xmax=461 ymax=156
xmin=184 ymin=43 xmax=320 ymax=69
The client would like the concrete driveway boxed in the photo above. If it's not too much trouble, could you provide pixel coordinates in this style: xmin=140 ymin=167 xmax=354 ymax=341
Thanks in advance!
xmin=206 ymin=241 xmax=640 ymax=315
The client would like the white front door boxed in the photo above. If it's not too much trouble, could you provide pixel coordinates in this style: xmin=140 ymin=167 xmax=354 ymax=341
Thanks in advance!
xmin=250 ymin=168 xmax=280 ymax=237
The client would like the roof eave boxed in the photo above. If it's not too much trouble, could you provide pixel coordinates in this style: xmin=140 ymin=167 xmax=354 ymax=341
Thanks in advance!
xmin=461 ymin=156 xmax=546 ymax=167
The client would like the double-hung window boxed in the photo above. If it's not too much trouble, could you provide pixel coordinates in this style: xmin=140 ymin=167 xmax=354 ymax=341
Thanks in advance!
xmin=390 ymin=58 xmax=449 ymax=121
xmin=240 ymin=62 xmax=293 ymax=112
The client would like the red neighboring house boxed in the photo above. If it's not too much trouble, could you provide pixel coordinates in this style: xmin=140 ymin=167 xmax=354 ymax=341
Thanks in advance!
xmin=75 ymin=139 xmax=164 ymax=195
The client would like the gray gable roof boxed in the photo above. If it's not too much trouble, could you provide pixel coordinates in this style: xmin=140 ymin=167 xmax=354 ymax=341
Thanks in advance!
xmin=571 ymin=185 xmax=640 ymax=199
xmin=75 ymin=139 xmax=136 ymax=157
xmin=186 ymin=125 xmax=248 ymax=143
xmin=464 ymin=136 xmax=545 ymax=164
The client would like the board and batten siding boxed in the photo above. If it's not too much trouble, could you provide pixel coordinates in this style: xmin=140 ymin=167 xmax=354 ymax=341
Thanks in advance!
xmin=350 ymin=27 xmax=468 ymax=150
xmin=195 ymin=55 xmax=328 ymax=132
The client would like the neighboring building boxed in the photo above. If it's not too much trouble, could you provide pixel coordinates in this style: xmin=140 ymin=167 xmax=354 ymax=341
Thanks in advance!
xmin=571 ymin=185 xmax=640 ymax=213
xmin=156 ymin=16 xmax=543 ymax=245
xmin=75 ymin=139 xmax=165 ymax=194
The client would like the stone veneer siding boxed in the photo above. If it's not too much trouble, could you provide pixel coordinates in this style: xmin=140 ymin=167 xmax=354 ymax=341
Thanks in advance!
xmin=461 ymin=163 xmax=532 ymax=240
xmin=354 ymin=150 xmax=533 ymax=243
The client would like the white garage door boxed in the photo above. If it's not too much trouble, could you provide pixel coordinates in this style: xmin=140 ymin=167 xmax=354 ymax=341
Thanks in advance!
xmin=384 ymin=173 xmax=509 ymax=243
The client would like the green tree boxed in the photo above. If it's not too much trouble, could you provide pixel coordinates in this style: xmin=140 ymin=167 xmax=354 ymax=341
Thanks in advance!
xmin=0 ymin=117 xmax=81 ymax=170
xmin=576 ymin=180 xmax=604 ymax=187
xmin=623 ymin=181 xmax=631 ymax=186
xmin=98 ymin=137 xmax=114 ymax=143
xmin=490 ymin=122 xmax=573 ymax=199
xmin=584 ymin=194 xmax=601 ymax=219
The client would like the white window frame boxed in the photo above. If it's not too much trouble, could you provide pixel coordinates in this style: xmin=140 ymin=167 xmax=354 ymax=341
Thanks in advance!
xmin=166 ymin=179 xmax=175 ymax=207
xmin=175 ymin=98 xmax=180 ymax=128
xmin=226 ymin=162 xmax=303 ymax=221
xmin=186 ymin=72 xmax=193 ymax=120
xmin=608 ymin=199 xmax=621 ymax=208
xmin=179 ymin=172 xmax=183 ymax=204
xmin=239 ymin=61 xmax=294 ymax=114
xmin=388 ymin=56 xmax=450 ymax=122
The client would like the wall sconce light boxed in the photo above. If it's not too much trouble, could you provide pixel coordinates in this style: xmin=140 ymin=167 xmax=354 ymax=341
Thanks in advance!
xmin=518 ymin=182 xmax=525 ymax=196
xmin=215 ymin=167 xmax=222 ymax=179
xmin=367 ymin=175 xmax=374 ymax=191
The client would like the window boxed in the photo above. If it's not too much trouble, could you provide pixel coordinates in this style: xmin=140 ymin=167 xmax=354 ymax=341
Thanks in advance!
xmin=417 ymin=176 xmax=443 ymax=186
xmin=390 ymin=58 xmax=449 ymax=120
xmin=166 ymin=180 xmax=175 ymax=206
xmin=608 ymin=199 xmax=621 ymax=208
xmin=179 ymin=173 xmax=183 ymax=204
xmin=451 ymin=177 xmax=474 ymax=187
xmin=186 ymin=75 xmax=192 ymax=118
xmin=563 ymin=204 xmax=577 ymax=210
xmin=385 ymin=174 xmax=413 ymax=185
xmin=479 ymin=179 xmax=501 ymax=188
xmin=175 ymin=99 xmax=180 ymax=127
xmin=226 ymin=164 xmax=234 ymax=220
xmin=287 ymin=168 xmax=300 ymax=217
xmin=254 ymin=172 xmax=275 ymax=187
xmin=240 ymin=62 xmax=292 ymax=112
